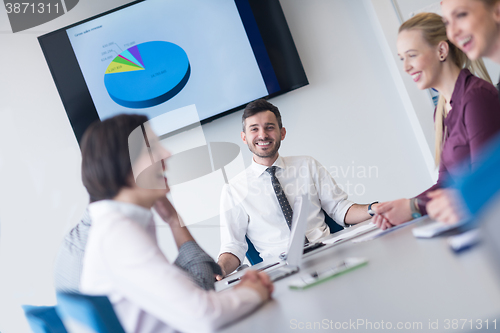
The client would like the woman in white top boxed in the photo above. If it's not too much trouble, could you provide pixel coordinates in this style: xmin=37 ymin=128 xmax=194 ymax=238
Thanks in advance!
xmin=79 ymin=114 xmax=273 ymax=333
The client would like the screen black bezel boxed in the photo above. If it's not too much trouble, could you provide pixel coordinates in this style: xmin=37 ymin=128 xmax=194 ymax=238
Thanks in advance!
xmin=38 ymin=0 xmax=308 ymax=144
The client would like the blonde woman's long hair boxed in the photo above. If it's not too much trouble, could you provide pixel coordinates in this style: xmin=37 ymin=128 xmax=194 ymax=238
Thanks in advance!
xmin=399 ymin=12 xmax=492 ymax=166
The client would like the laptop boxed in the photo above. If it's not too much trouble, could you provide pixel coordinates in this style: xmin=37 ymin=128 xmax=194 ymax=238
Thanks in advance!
xmin=223 ymin=195 xmax=309 ymax=286
xmin=256 ymin=195 xmax=309 ymax=282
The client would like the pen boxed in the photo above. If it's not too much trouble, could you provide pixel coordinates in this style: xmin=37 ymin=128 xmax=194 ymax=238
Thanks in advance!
xmin=310 ymin=260 xmax=347 ymax=279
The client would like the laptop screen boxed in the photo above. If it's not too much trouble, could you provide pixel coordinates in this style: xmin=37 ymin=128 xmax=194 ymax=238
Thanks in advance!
xmin=285 ymin=196 xmax=309 ymax=266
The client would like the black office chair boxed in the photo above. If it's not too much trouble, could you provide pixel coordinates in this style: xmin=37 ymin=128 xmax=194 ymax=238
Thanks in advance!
xmin=245 ymin=210 xmax=343 ymax=265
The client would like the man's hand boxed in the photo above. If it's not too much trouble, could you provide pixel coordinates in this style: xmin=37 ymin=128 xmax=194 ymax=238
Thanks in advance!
xmin=215 ymin=267 xmax=227 ymax=281
xmin=236 ymin=270 xmax=274 ymax=301
xmin=372 ymin=199 xmax=413 ymax=228
xmin=154 ymin=196 xmax=180 ymax=227
xmin=216 ymin=253 xmax=240 ymax=281
xmin=426 ymin=189 xmax=468 ymax=225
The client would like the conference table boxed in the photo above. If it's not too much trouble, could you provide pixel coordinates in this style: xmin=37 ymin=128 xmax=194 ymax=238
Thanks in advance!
xmin=217 ymin=218 xmax=500 ymax=333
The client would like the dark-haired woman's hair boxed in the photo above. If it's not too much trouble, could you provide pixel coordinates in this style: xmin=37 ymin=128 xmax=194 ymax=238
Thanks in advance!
xmin=81 ymin=114 xmax=148 ymax=202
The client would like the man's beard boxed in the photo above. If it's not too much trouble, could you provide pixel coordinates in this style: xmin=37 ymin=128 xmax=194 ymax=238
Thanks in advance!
xmin=247 ymin=139 xmax=281 ymax=158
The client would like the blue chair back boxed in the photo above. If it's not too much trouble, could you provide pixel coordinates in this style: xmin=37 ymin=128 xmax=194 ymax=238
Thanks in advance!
xmin=22 ymin=305 xmax=68 ymax=333
xmin=56 ymin=292 xmax=126 ymax=333
xmin=245 ymin=236 xmax=263 ymax=265
xmin=324 ymin=211 xmax=344 ymax=234
xmin=245 ymin=210 xmax=343 ymax=264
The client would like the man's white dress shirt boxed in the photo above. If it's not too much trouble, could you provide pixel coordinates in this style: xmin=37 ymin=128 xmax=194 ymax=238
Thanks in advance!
xmin=219 ymin=155 xmax=354 ymax=263
xmin=82 ymin=200 xmax=261 ymax=333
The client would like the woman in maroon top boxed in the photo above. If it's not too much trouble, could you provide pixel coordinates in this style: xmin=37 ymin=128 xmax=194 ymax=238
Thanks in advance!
xmin=372 ymin=12 xmax=500 ymax=229
xmin=424 ymin=0 xmax=500 ymax=224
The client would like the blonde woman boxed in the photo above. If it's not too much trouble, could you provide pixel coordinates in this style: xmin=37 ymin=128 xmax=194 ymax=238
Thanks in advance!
xmin=425 ymin=0 xmax=500 ymax=224
xmin=373 ymin=12 xmax=500 ymax=229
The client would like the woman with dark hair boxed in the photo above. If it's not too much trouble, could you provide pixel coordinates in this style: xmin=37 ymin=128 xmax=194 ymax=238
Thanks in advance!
xmin=80 ymin=114 xmax=272 ymax=333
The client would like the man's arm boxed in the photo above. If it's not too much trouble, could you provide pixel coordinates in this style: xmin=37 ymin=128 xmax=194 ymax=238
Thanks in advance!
xmin=216 ymin=252 xmax=241 ymax=280
xmin=54 ymin=208 xmax=92 ymax=292
xmin=174 ymin=242 xmax=222 ymax=290
xmin=217 ymin=184 xmax=249 ymax=279
xmin=312 ymin=158 xmax=365 ymax=226
xmin=344 ymin=203 xmax=374 ymax=225
xmin=155 ymin=197 xmax=222 ymax=290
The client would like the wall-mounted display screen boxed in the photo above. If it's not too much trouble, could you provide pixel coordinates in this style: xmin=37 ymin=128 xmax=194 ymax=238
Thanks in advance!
xmin=39 ymin=0 xmax=308 ymax=142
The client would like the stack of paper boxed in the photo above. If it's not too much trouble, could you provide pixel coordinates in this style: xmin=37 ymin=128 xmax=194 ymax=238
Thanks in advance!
xmin=322 ymin=223 xmax=378 ymax=245
xmin=288 ymin=258 xmax=368 ymax=290
xmin=353 ymin=216 xmax=427 ymax=243
xmin=412 ymin=221 xmax=463 ymax=238
xmin=448 ymin=229 xmax=481 ymax=252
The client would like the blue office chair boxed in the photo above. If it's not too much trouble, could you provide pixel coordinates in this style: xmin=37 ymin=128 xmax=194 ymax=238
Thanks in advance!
xmin=324 ymin=211 xmax=344 ymax=234
xmin=22 ymin=305 xmax=68 ymax=333
xmin=245 ymin=236 xmax=263 ymax=265
xmin=56 ymin=292 xmax=126 ymax=333
xmin=245 ymin=210 xmax=343 ymax=265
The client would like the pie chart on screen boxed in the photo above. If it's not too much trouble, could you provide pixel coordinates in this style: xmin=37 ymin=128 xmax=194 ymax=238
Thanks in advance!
xmin=104 ymin=41 xmax=190 ymax=108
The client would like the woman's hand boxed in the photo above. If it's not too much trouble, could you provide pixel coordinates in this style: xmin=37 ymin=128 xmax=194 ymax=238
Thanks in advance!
xmin=372 ymin=199 xmax=413 ymax=228
xmin=426 ymin=189 xmax=468 ymax=225
xmin=236 ymin=270 xmax=274 ymax=301
xmin=154 ymin=196 xmax=181 ymax=227
xmin=372 ymin=213 xmax=394 ymax=230
xmin=154 ymin=196 xmax=195 ymax=248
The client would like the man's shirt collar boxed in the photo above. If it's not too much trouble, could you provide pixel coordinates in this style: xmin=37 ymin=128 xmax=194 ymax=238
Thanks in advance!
xmin=251 ymin=155 xmax=285 ymax=177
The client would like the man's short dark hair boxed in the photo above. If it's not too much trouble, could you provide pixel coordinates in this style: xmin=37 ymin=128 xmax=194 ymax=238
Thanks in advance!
xmin=242 ymin=99 xmax=282 ymax=131
xmin=81 ymin=114 xmax=148 ymax=202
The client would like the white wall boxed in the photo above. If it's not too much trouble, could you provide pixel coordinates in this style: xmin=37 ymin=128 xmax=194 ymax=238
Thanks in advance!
xmin=367 ymin=0 xmax=438 ymax=180
xmin=0 ymin=1 xmax=435 ymax=331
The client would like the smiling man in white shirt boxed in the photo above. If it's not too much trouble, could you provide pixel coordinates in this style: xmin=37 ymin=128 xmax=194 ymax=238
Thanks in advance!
xmin=217 ymin=99 xmax=381 ymax=278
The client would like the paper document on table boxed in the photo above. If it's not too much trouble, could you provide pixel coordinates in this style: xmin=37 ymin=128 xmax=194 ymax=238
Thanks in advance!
xmin=448 ymin=229 xmax=481 ymax=252
xmin=353 ymin=216 xmax=427 ymax=243
xmin=322 ymin=223 xmax=378 ymax=245
xmin=412 ymin=219 xmax=467 ymax=238
xmin=288 ymin=257 xmax=368 ymax=290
